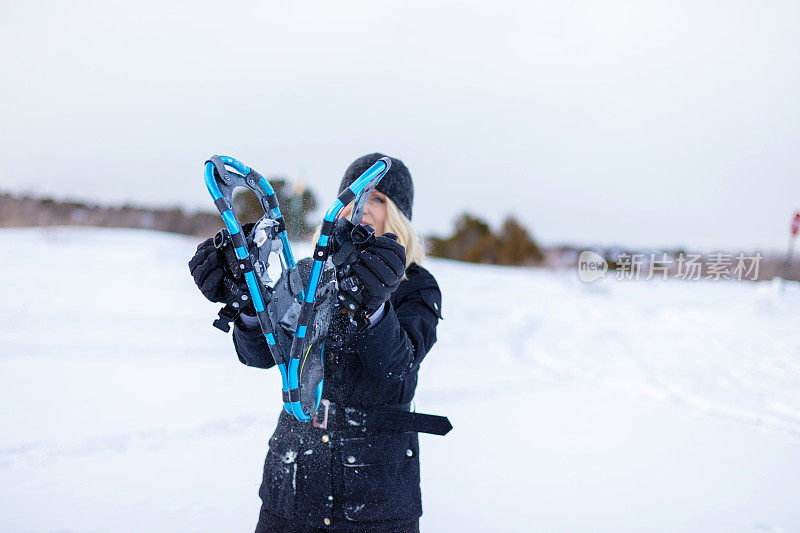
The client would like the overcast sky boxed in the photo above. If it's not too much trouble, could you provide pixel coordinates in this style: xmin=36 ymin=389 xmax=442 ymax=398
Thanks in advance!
xmin=1 ymin=0 xmax=798 ymax=251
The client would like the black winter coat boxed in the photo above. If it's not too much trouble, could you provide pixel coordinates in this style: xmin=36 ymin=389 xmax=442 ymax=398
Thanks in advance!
xmin=231 ymin=263 xmax=443 ymax=530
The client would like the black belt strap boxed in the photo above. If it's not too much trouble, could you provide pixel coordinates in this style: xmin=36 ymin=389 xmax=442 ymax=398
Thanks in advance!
xmin=327 ymin=401 xmax=452 ymax=436
xmin=369 ymin=407 xmax=453 ymax=436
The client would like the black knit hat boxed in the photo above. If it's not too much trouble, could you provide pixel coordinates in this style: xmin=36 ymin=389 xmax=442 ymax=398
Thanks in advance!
xmin=338 ymin=153 xmax=414 ymax=220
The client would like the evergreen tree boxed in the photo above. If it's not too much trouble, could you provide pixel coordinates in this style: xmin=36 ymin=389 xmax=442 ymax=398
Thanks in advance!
xmin=232 ymin=178 xmax=318 ymax=240
xmin=429 ymin=212 xmax=543 ymax=266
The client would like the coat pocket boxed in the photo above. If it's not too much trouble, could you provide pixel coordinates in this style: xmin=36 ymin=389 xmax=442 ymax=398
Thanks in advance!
xmin=259 ymin=428 xmax=301 ymax=517
xmin=340 ymin=431 xmax=422 ymax=522
xmin=420 ymin=288 xmax=443 ymax=319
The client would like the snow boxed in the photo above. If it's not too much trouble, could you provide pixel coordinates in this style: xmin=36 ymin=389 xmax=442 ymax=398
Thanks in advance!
xmin=1 ymin=226 xmax=799 ymax=532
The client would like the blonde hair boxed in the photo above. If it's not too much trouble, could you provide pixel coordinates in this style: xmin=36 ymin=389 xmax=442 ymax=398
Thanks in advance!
xmin=384 ymin=196 xmax=426 ymax=270
xmin=311 ymin=196 xmax=426 ymax=277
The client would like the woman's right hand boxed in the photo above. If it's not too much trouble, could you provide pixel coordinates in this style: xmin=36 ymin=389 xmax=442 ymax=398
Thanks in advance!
xmin=188 ymin=237 xmax=228 ymax=303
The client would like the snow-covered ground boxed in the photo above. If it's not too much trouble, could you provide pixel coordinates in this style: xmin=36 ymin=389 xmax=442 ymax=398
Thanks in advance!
xmin=1 ymin=227 xmax=799 ymax=532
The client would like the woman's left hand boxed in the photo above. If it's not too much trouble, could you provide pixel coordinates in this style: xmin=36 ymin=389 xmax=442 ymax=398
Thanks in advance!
xmin=341 ymin=232 xmax=406 ymax=314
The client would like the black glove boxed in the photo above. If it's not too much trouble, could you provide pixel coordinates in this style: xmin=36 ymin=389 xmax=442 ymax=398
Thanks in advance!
xmin=188 ymin=227 xmax=256 ymax=315
xmin=189 ymin=237 xmax=227 ymax=303
xmin=338 ymin=232 xmax=406 ymax=315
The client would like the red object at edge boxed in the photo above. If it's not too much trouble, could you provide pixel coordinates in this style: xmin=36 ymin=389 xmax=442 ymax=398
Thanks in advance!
xmin=792 ymin=212 xmax=800 ymax=236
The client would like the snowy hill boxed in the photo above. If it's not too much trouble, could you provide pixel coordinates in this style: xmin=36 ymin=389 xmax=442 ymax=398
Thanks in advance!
xmin=1 ymin=227 xmax=799 ymax=532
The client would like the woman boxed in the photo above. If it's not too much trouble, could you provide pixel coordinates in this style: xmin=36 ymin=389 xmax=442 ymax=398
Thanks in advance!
xmin=190 ymin=153 xmax=443 ymax=532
